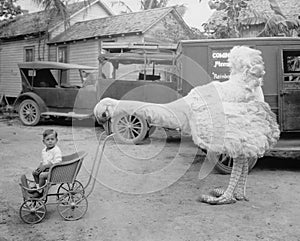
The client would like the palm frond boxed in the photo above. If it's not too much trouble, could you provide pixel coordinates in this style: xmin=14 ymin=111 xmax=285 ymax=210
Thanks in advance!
xmin=258 ymin=14 xmax=300 ymax=37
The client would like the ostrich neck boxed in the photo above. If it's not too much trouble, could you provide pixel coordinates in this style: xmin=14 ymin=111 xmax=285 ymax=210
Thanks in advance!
xmin=113 ymin=98 xmax=191 ymax=134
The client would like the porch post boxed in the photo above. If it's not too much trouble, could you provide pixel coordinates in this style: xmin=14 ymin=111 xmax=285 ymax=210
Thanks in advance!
xmin=98 ymin=40 xmax=103 ymax=80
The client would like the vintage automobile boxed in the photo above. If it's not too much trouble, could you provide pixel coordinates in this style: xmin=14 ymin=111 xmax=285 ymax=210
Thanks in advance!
xmin=15 ymin=43 xmax=179 ymax=127
xmin=15 ymin=61 xmax=98 ymax=126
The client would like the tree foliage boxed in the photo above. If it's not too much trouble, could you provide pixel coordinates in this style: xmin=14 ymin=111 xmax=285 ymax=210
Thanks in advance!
xmin=0 ymin=0 xmax=22 ymax=20
xmin=140 ymin=0 xmax=187 ymax=17
xmin=140 ymin=0 xmax=169 ymax=10
xmin=203 ymin=0 xmax=300 ymax=38
xmin=32 ymin=0 xmax=68 ymax=24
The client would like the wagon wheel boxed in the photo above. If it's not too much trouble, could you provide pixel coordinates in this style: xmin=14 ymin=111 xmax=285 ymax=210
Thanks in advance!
xmin=57 ymin=193 xmax=88 ymax=221
xmin=19 ymin=99 xmax=41 ymax=126
xmin=56 ymin=180 xmax=85 ymax=200
xmin=214 ymin=153 xmax=258 ymax=174
xmin=112 ymin=113 xmax=148 ymax=144
xmin=19 ymin=200 xmax=46 ymax=224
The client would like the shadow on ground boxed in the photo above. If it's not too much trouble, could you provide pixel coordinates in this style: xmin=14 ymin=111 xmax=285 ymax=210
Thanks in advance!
xmin=255 ymin=156 xmax=300 ymax=172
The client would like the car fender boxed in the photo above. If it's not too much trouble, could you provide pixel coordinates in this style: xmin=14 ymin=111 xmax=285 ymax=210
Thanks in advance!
xmin=15 ymin=92 xmax=48 ymax=113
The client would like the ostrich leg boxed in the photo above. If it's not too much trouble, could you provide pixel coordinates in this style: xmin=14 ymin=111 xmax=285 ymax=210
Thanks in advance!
xmin=199 ymin=157 xmax=244 ymax=205
xmin=209 ymin=157 xmax=250 ymax=201
xmin=234 ymin=158 xmax=250 ymax=201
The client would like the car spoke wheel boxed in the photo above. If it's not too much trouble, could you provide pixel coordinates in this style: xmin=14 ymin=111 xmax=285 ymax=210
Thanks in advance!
xmin=214 ymin=153 xmax=258 ymax=174
xmin=57 ymin=194 xmax=88 ymax=221
xmin=19 ymin=200 xmax=46 ymax=224
xmin=19 ymin=99 xmax=40 ymax=126
xmin=112 ymin=113 xmax=148 ymax=144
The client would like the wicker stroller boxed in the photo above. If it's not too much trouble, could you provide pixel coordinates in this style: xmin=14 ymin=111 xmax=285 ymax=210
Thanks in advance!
xmin=19 ymin=133 xmax=114 ymax=224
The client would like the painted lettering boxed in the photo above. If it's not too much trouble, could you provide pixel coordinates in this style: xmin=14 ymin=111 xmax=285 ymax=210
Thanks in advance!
xmin=212 ymin=72 xmax=230 ymax=80
xmin=213 ymin=61 xmax=230 ymax=68
xmin=212 ymin=52 xmax=229 ymax=59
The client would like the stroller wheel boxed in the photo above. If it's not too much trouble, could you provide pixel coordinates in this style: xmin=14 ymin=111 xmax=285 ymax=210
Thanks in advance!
xmin=19 ymin=200 xmax=46 ymax=224
xmin=57 ymin=193 xmax=88 ymax=221
xmin=56 ymin=180 xmax=85 ymax=200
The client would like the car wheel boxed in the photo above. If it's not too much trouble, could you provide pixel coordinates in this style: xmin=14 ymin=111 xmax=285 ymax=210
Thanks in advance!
xmin=112 ymin=113 xmax=148 ymax=144
xmin=19 ymin=99 xmax=41 ymax=126
xmin=214 ymin=153 xmax=258 ymax=174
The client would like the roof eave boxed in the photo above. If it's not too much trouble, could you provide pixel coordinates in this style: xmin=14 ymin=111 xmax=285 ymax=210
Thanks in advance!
xmin=0 ymin=31 xmax=47 ymax=41
xmin=48 ymin=31 xmax=143 ymax=45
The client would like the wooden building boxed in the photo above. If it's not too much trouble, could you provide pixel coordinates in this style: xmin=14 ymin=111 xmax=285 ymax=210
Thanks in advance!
xmin=47 ymin=7 xmax=193 ymax=85
xmin=0 ymin=0 xmax=113 ymax=98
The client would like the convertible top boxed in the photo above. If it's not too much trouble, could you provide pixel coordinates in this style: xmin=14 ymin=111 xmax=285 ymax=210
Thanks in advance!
xmin=18 ymin=61 xmax=98 ymax=70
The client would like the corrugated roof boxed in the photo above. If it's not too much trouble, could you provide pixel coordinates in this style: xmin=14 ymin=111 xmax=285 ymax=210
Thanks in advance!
xmin=49 ymin=7 xmax=174 ymax=43
xmin=0 ymin=1 xmax=100 ymax=39
xmin=208 ymin=0 xmax=300 ymax=26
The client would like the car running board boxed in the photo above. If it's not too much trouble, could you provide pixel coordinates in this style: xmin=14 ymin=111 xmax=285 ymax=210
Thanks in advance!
xmin=41 ymin=112 xmax=92 ymax=119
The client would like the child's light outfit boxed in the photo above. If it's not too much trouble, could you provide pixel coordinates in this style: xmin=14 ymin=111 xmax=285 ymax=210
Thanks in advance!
xmin=32 ymin=146 xmax=62 ymax=189
xmin=41 ymin=146 xmax=62 ymax=165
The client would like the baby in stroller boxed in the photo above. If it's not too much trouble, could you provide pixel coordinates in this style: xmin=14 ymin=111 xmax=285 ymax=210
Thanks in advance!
xmin=30 ymin=129 xmax=62 ymax=196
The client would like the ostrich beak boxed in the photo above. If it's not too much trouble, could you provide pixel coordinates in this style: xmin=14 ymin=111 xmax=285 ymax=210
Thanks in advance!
xmin=95 ymin=111 xmax=112 ymax=135
xmin=102 ymin=119 xmax=112 ymax=135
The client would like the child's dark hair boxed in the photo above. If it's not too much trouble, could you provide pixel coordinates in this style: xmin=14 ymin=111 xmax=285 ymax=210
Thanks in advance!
xmin=43 ymin=129 xmax=58 ymax=139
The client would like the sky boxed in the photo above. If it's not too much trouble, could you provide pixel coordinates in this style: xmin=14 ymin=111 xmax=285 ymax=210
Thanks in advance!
xmin=17 ymin=0 xmax=214 ymax=30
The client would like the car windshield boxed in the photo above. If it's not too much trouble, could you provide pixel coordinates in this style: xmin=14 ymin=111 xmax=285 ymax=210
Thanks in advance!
xmin=23 ymin=69 xmax=59 ymax=87
xmin=23 ymin=68 xmax=91 ymax=88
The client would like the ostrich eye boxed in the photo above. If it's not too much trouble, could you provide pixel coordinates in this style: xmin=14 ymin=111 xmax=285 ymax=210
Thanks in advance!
xmin=102 ymin=112 xmax=107 ymax=118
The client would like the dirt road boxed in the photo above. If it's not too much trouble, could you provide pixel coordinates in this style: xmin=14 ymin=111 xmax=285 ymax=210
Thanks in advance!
xmin=0 ymin=117 xmax=300 ymax=241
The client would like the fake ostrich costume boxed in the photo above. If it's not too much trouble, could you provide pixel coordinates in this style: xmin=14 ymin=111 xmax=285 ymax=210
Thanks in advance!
xmin=94 ymin=46 xmax=280 ymax=205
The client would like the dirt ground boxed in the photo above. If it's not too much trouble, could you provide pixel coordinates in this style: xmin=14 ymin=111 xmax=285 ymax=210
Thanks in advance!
xmin=0 ymin=115 xmax=300 ymax=241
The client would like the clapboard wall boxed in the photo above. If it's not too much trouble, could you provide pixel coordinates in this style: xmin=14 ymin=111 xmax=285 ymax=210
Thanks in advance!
xmin=0 ymin=38 xmax=48 ymax=97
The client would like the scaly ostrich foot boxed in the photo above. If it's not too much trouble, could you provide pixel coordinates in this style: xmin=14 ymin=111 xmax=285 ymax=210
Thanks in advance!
xmin=234 ymin=190 xmax=249 ymax=201
xmin=197 ymin=193 xmax=236 ymax=205
xmin=198 ymin=157 xmax=246 ymax=205
xmin=209 ymin=187 xmax=249 ymax=201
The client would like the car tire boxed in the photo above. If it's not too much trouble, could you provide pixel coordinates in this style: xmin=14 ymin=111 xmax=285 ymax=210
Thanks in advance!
xmin=19 ymin=99 xmax=41 ymax=126
xmin=112 ymin=113 xmax=148 ymax=144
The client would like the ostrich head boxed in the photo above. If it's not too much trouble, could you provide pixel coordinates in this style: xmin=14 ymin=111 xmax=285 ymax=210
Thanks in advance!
xmin=228 ymin=46 xmax=265 ymax=90
xmin=93 ymin=97 xmax=119 ymax=124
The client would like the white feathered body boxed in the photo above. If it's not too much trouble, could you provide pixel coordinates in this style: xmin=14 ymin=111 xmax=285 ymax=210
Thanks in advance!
xmin=184 ymin=75 xmax=279 ymax=159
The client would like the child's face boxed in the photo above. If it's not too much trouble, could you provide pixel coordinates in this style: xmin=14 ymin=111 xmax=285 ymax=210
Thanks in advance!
xmin=43 ymin=133 xmax=57 ymax=149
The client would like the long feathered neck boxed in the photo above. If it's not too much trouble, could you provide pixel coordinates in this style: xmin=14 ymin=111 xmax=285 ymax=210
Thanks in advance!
xmin=108 ymin=98 xmax=191 ymax=134
xmin=228 ymin=71 xmax=263 ymax=96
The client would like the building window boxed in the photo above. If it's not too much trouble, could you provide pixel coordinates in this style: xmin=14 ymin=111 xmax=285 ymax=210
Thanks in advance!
xmin=57 ymin=46 xmax=68 ymax=63
xmin=283 ymin=50 xmax=300 ymax=82
xmin=24 ymin=47 xmax=35 ymax=62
